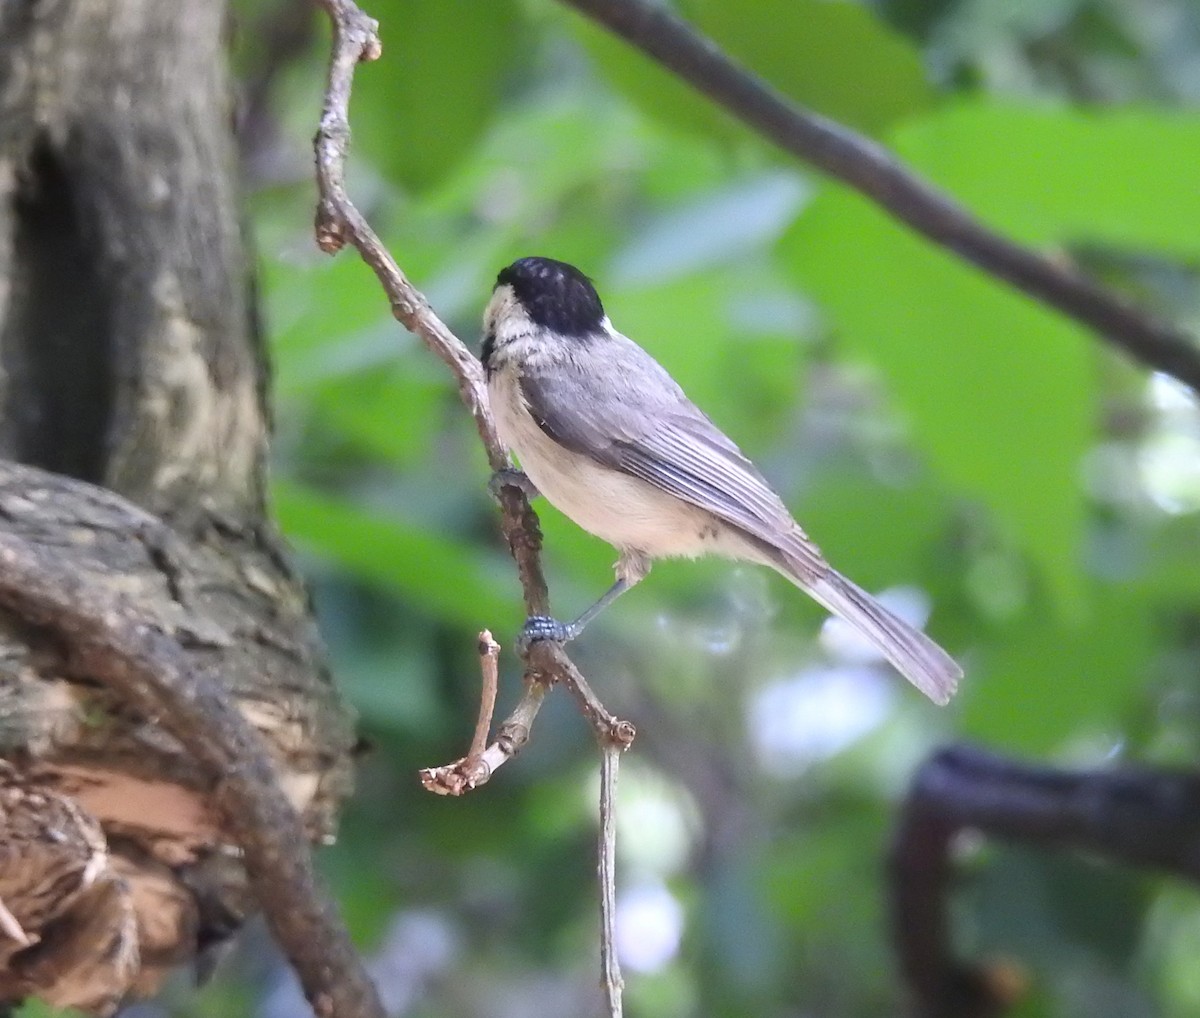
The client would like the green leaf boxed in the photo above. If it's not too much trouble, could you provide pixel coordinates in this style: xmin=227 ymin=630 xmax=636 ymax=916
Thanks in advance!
xmin=961 ymin=583 xmax=1151 ymax=752
xmin=792 ymin=475 xmax=953 ymax=592
xmin=309 ymin=360 xmax=446 ymax=465
xmin=605 ymin=271 xmax=734 ymax=411
xmin=273 ymin=481 xmax=516 ymax=628
xmin=570 ymin=0 xmax=932 ymax=146
xmin=782 ymin=184 xmax=1094 ymax=611
xmin=334 ymin=641 xmax=444 ymax=735
xmin=568 ymin=11 xmax=743 ymax=146
xmin=262 ymin=255 xmax=398 ymax=391
xmin=349 ymin=0 xmax=525 ymax=191
xmin=890 ymin=102 xmax=1200 ymax=257
xmin=974 ymin=850 xmax=1151 ymax=969
xmin=782 ymin=102 xmax=1200 ymax=609
xmin=685 ymin=0 xmax=935 ymax=136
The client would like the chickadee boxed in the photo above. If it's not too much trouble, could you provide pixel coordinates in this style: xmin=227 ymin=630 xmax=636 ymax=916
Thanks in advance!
xmin=482 ymin=256 xmax=961 ymax=705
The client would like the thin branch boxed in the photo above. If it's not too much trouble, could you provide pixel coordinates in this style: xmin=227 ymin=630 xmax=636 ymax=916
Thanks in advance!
xmin=312 ymin=0 xmax=634 ymax=752
xmin=420 ymin=638 xmax=549 ymax=796
xmin=467 ymin=631 xmax=501 ymax=764
xmin=312 ymin=0 xmax=552 ymax=615
xmin=598 ymin=742 xmax=624 ymax=1018
xmin=0 ymin=533 xmax=383 ymax=1018
xmin=311 ymin=8 xmax=635 ymax=1014
xmin=557 ymin=0 xmax=1200 ymax=393
xmin=531 ymin=642 xmax=638 ymax=749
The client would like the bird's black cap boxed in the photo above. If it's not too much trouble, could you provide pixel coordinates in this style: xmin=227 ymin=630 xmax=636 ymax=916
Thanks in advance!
xmin=495 ymin=257 xmax=604 ymax=337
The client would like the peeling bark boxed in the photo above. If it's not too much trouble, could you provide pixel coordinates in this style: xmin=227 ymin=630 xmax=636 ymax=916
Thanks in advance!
xmin=0 ymin=0 xmax=355 ymax=1010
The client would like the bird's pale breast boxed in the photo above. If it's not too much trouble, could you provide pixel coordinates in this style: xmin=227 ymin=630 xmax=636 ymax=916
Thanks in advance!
xmin=489 ymin=366 xmax=726 ymax=560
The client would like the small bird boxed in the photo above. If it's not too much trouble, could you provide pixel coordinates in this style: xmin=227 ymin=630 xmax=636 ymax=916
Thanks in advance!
xmin=482 ymin=257 xmax=961 ymax=704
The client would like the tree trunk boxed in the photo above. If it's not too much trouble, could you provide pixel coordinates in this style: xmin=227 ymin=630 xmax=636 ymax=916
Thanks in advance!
xmin=0 ymin=1 xmax=355 ymax=1012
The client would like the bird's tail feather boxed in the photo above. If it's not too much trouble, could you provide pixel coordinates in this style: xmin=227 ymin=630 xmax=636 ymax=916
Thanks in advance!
xmin=800 ymin=569 xmax=961 ymax=705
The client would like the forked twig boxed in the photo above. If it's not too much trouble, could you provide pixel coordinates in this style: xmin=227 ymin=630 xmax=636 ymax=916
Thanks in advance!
xmin=311 ymin=0 xmax=635 ymax=755
xmin=419 ymin=634 xmax=550 ymax=796
xmin=312 ymin=1 xmax=634 ymax=1009
xmin=529 ymin=642 xmax=638 ymax=749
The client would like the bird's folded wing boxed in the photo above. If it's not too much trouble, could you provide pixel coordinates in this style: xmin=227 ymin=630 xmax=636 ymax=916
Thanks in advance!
xmin=519 ymin=365 xmax=828 ymax=581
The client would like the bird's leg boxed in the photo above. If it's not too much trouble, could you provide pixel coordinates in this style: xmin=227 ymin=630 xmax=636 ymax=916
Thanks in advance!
xmin=519 ymin=551 xmax=648 ymax=650
xmin=488 ymin=467 xmax=539 ymax=503
xmin=520 ymin=579 xmax=631 ymax=648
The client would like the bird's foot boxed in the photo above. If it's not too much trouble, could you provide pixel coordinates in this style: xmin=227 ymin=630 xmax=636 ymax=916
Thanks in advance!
xmin=488 ymin=468 xmax=538 ymax=504
xmin=517 ymin=614 xmax=575 ymax=654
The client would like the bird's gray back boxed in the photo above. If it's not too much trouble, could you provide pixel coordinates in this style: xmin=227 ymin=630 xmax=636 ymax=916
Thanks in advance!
xmin=518 ymin=327 xmax=828 ymax=581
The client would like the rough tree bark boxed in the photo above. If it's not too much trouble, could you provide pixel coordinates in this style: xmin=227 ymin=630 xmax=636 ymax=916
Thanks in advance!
xmin=0 ymin=1 xmax=356 ymax=1012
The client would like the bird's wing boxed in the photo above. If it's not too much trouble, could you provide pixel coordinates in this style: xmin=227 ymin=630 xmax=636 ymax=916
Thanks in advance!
xmin=518 ymin=340 xmax=828 ymax=580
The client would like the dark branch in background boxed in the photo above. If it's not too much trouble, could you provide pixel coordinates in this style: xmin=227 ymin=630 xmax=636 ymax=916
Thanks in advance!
xmin=237 ymin=0 xmax=318 ymax=176
xmin=557 ymin=0 xmax=1200 ymax=394
xmin=0 ymin=533 xmax=383 ymax=1018
xmin=889 ymin=745 xmax=1200 ymax=1018
xmin=311 ymin=0 xmax=635 ymax=1005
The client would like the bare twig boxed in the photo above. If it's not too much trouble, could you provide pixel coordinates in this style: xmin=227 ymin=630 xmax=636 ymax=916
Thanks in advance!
xmin=312 ymin=0 xmax=555 ymax=619
xmin=419 ymin=636 xmax=550 ymax=796
xmin=557 ymin=0 xmax=1200 ymax=393
xmin=416 ymin=640 xmax=637 ymax=793
xmin=0 ymin=533 xmax=384 ymax=1018
xmin=312 ymin=6 xmax=635 ymax=1012
xmin=312 ymin=0 xmax=632 ymax=757
xmin=420 ymin=678 xmax=548 ymax=795
xmin=468 ymin=631 xmax=501 ymax=764
xmin=313 ymin=0 xmax=566 ymax=798
xmin=312 ymin=3 xmax=500 ymax=462
xmin=598 ymin=742 xmax=624 ymax=1018
xmin=530 ymin=643 xmax=638 ymax=749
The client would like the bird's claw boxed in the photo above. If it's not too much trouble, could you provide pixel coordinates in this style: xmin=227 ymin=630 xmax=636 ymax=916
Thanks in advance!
xmin=517 ymin=615 xmax=573 ymax=654
xmin=488 ymin=468 xmax=538 ymax=504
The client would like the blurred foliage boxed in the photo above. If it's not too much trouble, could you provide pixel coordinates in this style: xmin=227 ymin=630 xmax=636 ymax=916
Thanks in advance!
xmin=90 ymin=0 xmax=1200 ymax=1016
